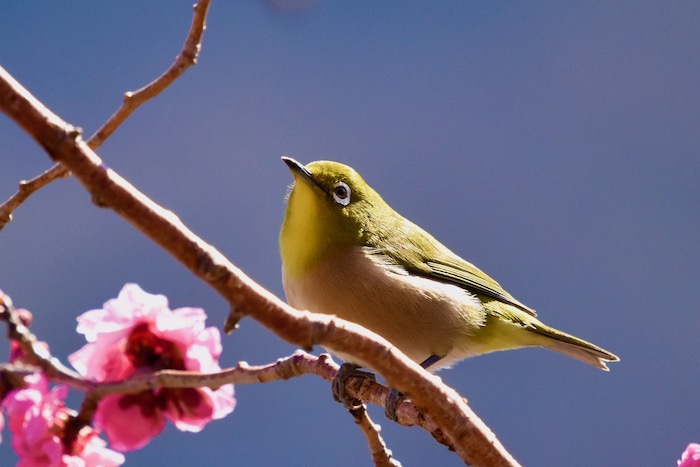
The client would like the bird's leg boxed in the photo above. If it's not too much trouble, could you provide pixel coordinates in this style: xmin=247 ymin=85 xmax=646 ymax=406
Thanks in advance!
xmin=332 ymin=362 xmax=377 ymax=409
xmin=384 ymin=354 xmax=443 ymax=422
xmin=418 ymin=354 xmax=443 ymax=369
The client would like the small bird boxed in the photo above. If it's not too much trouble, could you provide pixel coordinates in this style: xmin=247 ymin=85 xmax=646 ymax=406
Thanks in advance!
xmin=280 ymin=157 xmax=618 ymax=378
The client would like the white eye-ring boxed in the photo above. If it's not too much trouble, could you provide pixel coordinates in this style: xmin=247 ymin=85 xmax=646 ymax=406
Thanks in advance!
xmin=332 ymin=181 xmax=351 ymax=206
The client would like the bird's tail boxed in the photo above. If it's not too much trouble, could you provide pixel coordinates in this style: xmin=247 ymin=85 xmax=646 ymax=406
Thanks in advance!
xmin=531 ymin=322 xmax=619 ymax=371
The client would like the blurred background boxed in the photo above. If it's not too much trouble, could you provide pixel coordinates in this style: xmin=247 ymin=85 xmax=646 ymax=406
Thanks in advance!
xmin=1 ymin=1 xmax=698 ymax=465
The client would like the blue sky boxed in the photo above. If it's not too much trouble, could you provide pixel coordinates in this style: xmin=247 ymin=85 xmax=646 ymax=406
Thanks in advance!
xmin=1 ymin=2 xmax=699 ymax=465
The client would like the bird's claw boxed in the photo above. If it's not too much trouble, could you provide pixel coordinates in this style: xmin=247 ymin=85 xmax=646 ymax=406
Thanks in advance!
xmin=332 ymin=363 xmax=376 ymax=409
xmin=384 ymin=387 xmax=406 ymax=422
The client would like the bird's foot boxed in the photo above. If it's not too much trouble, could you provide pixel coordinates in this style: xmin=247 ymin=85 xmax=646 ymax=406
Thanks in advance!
xmin=332 ymin=362 xmax=376 ymax=409
xmin=384 ymin=387 xmax=407 ymax=422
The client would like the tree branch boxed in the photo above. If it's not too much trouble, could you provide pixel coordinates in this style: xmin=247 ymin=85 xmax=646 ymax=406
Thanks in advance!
xmin=0 ymin=0 xmax=210 ymax=230
xmin=0 ymin=164 xmax=70 ymax=229
xmin=0 ymin=61 xmax=519 ymax=467
xmin=87 ymin=0 xmax=210 ymax=148
xmin=350 ymin=404 xmax=401 ymax=467
xmin=0 ymin=293 xmax=84 ymax=388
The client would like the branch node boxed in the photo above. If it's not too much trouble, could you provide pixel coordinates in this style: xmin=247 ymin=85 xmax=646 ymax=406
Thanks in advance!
xmin=301 ymin=313 xmax=332 ymax=352
xmin=67 ymin=125 xmax=83 ymax=140
xmin=223 ymin=305 xmax=244 ymax=334
xmin=91 ymin=195 xmax=109 ymax=208
xmin=197 ymin=254 xmax=228 ymax=282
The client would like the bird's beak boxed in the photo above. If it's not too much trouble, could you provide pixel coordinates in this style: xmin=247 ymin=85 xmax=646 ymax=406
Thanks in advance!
xmin=282 ymin=157 xmax=318 ymax=188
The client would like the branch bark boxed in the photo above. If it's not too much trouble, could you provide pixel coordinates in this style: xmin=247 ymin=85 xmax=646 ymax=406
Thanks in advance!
xmin=0 ymin=53 xmax=519 ymax=467
xmin=350 ymin=404 xmax=402 ymax=467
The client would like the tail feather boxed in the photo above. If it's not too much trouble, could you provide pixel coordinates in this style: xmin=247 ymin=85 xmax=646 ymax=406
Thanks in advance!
xmin=532 ymin=324 xmax=619 ymax=371
xmin=481 ymin=303 xmax=620 ymax=370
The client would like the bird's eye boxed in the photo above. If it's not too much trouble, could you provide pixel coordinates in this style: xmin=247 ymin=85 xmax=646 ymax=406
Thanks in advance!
xmin=331 ymin=181 xmax=351 ymax=206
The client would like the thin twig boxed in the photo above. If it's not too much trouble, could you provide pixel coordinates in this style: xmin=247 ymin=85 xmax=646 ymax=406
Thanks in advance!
xmin=0 ymin=0 xmax=211 ymax=230
xmin=0 ymin=164 xmax=70 ymax=229
xmin=0 ymin=292 xmax=84 ymax=387
xmin=349 ymin=404 xmax=402 ymax=467
xmin=88 ymin=0 xmax=210 ymax=147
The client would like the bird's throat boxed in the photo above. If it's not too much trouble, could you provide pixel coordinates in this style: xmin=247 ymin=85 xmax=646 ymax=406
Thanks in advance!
xmin=280 ymin=182 xmax=331 ymax=279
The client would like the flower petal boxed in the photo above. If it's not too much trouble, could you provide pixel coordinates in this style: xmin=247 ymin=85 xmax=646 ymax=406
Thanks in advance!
xmin=69 ymin=435 xmax=125 ymax=467
xmin=95 ymin=394 xmax=165 ymax=452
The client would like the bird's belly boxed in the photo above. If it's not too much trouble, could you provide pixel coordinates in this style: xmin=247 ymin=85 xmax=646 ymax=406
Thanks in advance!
xmin=282 ymin=248 xmax=485 ymax=369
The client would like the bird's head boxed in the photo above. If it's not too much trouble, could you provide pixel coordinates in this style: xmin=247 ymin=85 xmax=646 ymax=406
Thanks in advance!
xmin=280 ymin=157 xmax=391 ymax=276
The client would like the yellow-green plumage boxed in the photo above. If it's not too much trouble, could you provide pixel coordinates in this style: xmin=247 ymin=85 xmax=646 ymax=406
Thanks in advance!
xmin=280 ymin=158 xmax=618 ymax=371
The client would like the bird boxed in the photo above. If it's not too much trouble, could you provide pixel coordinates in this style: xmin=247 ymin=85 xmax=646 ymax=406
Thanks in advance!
xmin=279 ymin=157 xmax=618 ymax=388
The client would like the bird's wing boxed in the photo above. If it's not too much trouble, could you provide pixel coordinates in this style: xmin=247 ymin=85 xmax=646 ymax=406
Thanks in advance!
xmin=363 ymin=217 xmax=537 ymax=316
xmin=364 ymin=244 xmax=537 ymax=316
xmin=423 ymin=257 xmax=537 ymax=316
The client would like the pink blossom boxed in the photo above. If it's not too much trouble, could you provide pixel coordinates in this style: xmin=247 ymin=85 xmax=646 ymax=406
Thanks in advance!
xmin=1 ymin=372 xmax=124 ymax=466
xmin=63 ymin=433 xmax=126 ymax=467
xmin=679 ymin=443 xmax=700 ymax=467
xmin=68 ymin=284 xmax=235 ymax=451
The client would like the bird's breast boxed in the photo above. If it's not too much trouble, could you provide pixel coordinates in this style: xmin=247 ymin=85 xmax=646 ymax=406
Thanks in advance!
xmin=282 ymin=246 xmax=486 ymax=368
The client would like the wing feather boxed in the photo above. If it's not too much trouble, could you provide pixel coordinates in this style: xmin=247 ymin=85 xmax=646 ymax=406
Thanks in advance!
xmin=363 ymin=215 xmax=537 ymax=316
xmin=424 ymin=258 xmax=537 ymax=316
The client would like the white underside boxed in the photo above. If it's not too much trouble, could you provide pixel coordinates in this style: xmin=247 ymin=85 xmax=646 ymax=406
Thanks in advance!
xmin=282 ymin=247 xmax=488 ymax=370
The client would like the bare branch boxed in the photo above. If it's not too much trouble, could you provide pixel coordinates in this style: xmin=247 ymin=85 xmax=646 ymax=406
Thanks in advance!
xmin=349 ymin=404 xmax=401 ymax=467
xmin=88 ymin=0 xmax=210 ymax=147
xmin=0 ymin=292 xmax=84 ymax=387
xmin=0 ymin=0 xmax=211 ymax=230
xmin=0 ymin=68 xmax=519 ymax=467
xmin=0 ymin=164 xmax=70 ymax=229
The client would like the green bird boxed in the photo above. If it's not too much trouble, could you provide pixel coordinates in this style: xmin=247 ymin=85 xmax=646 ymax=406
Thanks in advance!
xmin=279 ymin=157 xmax=618 ymax=378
